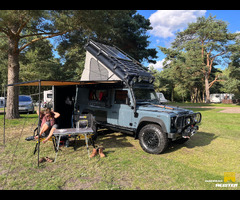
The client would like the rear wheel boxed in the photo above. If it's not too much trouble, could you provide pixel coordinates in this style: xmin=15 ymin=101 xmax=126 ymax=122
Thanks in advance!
xmin=139 ymin=124 xmax=168 ymax=154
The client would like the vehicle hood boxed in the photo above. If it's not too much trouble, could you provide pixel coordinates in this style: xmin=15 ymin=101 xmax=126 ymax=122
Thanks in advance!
xmin=19 ymin=101 xmax=32 ymax=106
xmin=137 ymin=104 xmax=192 ymax=115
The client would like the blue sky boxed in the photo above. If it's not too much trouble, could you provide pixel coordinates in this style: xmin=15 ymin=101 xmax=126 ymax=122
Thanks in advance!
xmin=137 ymin=10 xmax=240 ymax=70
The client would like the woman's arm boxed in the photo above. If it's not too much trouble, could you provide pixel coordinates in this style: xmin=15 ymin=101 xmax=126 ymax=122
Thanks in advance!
xmin=53 ymin=111 xmax=60 ymax=118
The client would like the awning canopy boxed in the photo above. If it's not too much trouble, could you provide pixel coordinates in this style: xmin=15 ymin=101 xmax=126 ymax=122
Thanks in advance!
xmin=7 ymin=80 xmax=122 ymax=87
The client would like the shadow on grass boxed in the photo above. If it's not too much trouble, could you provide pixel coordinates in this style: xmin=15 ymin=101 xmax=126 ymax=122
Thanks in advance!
xmin=67 ymin=129 xmax=134 ymax=152
xmin=165 ymin=132 xmax=218 ymax=154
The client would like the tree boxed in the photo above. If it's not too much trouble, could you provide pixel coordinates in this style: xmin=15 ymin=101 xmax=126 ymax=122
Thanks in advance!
xmin=1 ymin=10 xmax=145 ymax=119
xmin=57 ymin=10 xmax=157 ymax=77
xmin=224 ymin=42 xmax=240 ymax=99
xmin=0 ymin=10 xmax=69 ymax=119
xmin=172 ymin=15 xmax=239 ymax=103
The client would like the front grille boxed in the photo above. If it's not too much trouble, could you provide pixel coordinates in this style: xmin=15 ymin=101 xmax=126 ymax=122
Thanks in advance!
xmin=173 ymin=112 xmax=201 ymax=129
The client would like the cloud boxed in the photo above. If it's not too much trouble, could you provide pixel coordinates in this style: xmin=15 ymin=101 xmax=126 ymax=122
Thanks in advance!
xmin=148 ymin=59 xmax=166 ymax=71
xmin=149 ymin=10 xmax=206 ymax=38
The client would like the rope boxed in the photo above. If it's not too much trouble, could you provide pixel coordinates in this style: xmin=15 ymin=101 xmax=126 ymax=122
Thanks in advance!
xmin=2 ymin=113 xmax=28 ymax=189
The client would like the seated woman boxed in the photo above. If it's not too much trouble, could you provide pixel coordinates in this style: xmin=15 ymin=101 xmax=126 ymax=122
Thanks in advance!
xmin=35 ymin=108 xmax=60 ymax=143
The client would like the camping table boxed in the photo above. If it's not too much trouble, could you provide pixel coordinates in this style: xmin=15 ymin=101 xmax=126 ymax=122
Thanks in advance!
xmin=53 ymin=127 xmax=94 ymax=162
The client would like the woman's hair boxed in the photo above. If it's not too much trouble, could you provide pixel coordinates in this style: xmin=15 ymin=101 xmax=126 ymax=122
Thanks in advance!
xmin=45 ymin=108 xmax=54 ymax=118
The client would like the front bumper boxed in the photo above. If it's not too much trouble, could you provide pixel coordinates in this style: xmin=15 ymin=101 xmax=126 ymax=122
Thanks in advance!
xmin=168 ymin=112 xmax=202 ymax=140
xmin=168 ymin=125 xmax=199 ymax=140
xmin=19 ymin=106 xmax=34 ymax=113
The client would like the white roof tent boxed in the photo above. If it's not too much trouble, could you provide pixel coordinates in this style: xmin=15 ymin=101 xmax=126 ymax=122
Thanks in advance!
xmin=81 ymin=40 xmax=155 ymax=86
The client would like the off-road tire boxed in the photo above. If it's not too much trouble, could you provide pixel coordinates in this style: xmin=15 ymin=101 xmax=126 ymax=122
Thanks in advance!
xmin=139 ymin=124 xmax=168 ymax=154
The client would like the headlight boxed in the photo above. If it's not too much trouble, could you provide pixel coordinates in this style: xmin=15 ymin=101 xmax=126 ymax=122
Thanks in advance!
xmin=185 ymin=117 xmax=191 ymax=125
xmin=193 ymin=112 xmax=202 ymax=123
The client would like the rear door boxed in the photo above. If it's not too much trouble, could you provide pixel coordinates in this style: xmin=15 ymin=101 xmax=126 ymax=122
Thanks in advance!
xmin=53 ymin=86 xmax=76 ymax=128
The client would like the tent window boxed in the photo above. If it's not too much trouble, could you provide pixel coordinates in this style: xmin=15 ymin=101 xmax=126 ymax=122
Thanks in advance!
xmin=90 ymin=58 xmax=108 ymax=80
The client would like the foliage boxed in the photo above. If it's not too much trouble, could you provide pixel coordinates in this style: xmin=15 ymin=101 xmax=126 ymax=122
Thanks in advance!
xmin=57 ymin=10 xmax=157 ymax=81
xmin=157 ymin=15 xmax=240 ymax=103
xmin=0 ymin=10 xmax=156 ymax=118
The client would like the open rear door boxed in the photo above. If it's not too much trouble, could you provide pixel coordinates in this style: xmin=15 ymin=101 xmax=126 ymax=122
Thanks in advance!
xmin=53 ymin=85 xmax=76 ymax=129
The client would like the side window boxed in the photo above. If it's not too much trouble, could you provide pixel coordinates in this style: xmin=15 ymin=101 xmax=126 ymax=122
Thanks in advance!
xmin=115 ymin=90 xmax=128 ymax=104
xmin=89 ymin=89 xmax=108 ymax=102
xmin=88 ymin=89 xmax=109 ymax=107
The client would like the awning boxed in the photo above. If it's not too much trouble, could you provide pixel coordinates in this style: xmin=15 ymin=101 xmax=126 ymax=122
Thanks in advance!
xmin=7 ymin=79 xmax=122 ymax=87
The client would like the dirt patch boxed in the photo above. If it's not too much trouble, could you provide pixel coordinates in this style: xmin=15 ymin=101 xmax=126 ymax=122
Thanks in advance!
xmin=218 ymin=107 xmax=240 ymax=113
xmin=181 ymin=106 xmax=240 ymax=113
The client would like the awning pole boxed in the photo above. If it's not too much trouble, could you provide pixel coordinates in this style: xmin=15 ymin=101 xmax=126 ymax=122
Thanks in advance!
xmin=37 ymin=81 xmax=41 ymax=167
xmin=3 ymin=85 xmax=6 ymax=146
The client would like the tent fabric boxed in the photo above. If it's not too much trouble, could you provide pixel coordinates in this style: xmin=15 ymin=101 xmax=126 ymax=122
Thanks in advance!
xmin=7 ymin=80 xmax=121 ymax=87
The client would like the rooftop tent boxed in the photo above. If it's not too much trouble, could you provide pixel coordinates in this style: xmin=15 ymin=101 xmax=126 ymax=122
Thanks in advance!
xmin=81 ymin=40 xmax=154 ymax=85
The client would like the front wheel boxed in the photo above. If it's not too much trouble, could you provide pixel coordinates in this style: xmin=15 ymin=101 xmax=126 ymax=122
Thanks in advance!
xmin=139 ymin=124 xmax=168 ymax=154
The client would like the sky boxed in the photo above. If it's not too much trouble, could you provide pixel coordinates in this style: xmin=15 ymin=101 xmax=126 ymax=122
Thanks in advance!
xmin=137 ymin=10 xmax=240 ymax=70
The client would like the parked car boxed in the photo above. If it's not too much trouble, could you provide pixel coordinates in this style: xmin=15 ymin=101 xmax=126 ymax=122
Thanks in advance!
xmin=156 ymin=92 xmax=168 ymax=104
xmin=19 ymin=95 xmax=34 ymax=113
xmin=0 ymin=97 xmax=5 ymax=108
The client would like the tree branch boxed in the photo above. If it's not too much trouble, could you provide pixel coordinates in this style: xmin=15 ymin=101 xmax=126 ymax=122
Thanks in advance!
xmin=208 ymin=76 xmax=225 ymax=88
xmin=19 ymin=31 xmax=67 ymax=52
xmin=20 ymin=30 xmax=64 ymax=38
xmin=16 ymin=18 xmax=30 ymax=36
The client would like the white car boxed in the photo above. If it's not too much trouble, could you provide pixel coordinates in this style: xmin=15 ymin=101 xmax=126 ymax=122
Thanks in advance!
xmin=156 ymin=92 xmax=168 ymax=104
xmin=19 ymin=95 xmax=34 ymax=113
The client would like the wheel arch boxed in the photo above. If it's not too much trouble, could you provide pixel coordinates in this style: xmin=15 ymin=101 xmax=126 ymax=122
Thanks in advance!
xmin=136 ymin=117 xmax=167 ymax=139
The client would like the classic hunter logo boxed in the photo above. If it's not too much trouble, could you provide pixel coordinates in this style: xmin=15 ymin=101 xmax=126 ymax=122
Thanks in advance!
xmin=215 ymin=172 xmax=238 ymax=188
xmin=205 ymin=172 xmax=238 ymax=188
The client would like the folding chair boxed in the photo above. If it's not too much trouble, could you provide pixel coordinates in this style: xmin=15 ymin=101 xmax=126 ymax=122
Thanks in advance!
xmin=72 ymin=113 xmax=96 ymax=151
xmin=32 ymin=125 xmax=58 ymax=155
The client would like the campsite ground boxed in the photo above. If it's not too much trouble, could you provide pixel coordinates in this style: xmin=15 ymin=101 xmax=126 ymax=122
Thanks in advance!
xmin=0 ymin=103 xmax=240 ymax=190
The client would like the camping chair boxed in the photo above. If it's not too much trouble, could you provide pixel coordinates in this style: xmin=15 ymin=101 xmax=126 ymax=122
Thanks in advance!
xmin=72 ymin=113 xmax=96 ymax=150
xmin=32 ymin=124 xmax=58 ymax=155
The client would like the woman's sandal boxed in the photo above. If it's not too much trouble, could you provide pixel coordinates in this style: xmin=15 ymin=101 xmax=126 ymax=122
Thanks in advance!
xmin=45 ymin=157 xmax=53 ymax=162
xmin=39 ymin=157 xmax=46 ymax=163
xmin=39 ymin=157 xmax=53 ymax=163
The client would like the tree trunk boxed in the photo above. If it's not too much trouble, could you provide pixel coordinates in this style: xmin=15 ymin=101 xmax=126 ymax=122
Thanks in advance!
xmin=205 ymin=75 xmax=210 ymax=103
xmin=6 ymin=36 xmax=20 ymax=119
xmin=171 ymin=85 xmax=174 ymax=102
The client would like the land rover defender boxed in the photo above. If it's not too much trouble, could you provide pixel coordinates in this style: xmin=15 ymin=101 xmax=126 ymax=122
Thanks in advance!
xmin=73 ymin=40 xmax=202 ymax=154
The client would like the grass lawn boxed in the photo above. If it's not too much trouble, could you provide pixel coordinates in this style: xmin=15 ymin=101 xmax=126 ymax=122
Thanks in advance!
xmin=167 ymin=102 xmax=240 ymax=107
xmin=0 ymin=106 xmax=239 ymax=190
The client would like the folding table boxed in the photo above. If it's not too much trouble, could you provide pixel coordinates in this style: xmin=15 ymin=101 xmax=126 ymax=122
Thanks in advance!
xmin=53 ymin=127 xmax=94 ymax=162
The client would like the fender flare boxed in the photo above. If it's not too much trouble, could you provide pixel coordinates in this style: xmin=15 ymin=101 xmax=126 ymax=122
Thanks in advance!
xmin=136 ymin=117 xmax=167 ymax=138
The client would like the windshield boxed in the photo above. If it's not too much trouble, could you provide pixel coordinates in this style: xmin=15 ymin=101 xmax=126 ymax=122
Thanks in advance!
xmin=19 ymin=96 xmax=31 ymax=102
xmin=133 ymin=88 xmax=159 ymax=104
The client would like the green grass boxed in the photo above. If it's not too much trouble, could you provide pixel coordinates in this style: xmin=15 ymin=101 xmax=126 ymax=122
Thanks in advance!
xmin=0 ymin=108 xmax=239 ymax=190
xmin=168 ymin=102 xmax=240 ymax=107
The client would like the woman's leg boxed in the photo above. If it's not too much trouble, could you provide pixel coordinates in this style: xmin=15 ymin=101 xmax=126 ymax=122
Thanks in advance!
xmin=39 ymin=123 xmax=49 ymax=136
xmin=42 ymin=124 xmax=58 ymax=143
